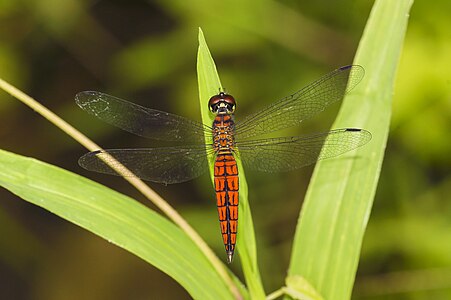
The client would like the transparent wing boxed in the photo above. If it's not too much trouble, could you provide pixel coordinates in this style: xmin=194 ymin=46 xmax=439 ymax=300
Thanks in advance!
xmin=234 ymin=65 xmax=365 ymax=140
xmin=76 ymin=91 xmax=212 ymax=143
xmin=235 ymin=128 xmax=371 ymax=172
xmin=78 ymin=145 xmax=214 ymax=184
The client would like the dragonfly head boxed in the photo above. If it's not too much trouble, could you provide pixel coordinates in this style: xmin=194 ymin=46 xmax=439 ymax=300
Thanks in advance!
xmin=208 ymin=92 xmax=236 ymax=114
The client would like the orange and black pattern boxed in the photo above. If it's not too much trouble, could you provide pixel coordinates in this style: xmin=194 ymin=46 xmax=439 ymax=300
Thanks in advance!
xmin=212 ymin=114 xmax=239 ymax=263
xmin=214 ymin=153 xmax=238 ymax=262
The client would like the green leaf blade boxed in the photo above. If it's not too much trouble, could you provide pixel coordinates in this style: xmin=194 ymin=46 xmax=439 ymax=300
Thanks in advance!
xmin=197 ymin=28 xmax=265 ymax=299
xmin=288 ymin=0 xmax=414 ymax=299
xmin=0 ymin=149 xmax=235 ymax=300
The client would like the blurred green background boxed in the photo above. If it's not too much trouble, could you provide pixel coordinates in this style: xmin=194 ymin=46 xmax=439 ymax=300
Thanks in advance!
xmin=0 ymin=0 xmax=450 ymax=299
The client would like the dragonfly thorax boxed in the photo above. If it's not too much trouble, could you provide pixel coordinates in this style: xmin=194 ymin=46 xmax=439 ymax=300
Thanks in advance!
xmin=209 ymin=92 xmax=236 ymax=114
xmin=212 ymin=114 xmax=235 ymax=153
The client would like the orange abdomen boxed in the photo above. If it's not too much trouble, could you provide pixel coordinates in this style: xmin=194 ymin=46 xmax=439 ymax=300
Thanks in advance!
xmin=214 ymin=152 xmax=239 ymax=263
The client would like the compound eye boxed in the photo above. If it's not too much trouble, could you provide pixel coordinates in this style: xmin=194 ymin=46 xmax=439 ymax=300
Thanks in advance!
xmin=208 ymin=93 xmax=236 ymax=113
xmin=223 ymin=95 xmax=236 ymax=106
xmin=208 ymin=95 xmax=222 ymax=112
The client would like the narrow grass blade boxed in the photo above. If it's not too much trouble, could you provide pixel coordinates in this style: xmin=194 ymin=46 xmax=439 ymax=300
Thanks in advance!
xmin=0 ymin=149 xmax=236 ymax=300
xmin=197 ymin=28 xmax=265 ymax=299
xmin=288 ymin=0 xmax=414 ymax=299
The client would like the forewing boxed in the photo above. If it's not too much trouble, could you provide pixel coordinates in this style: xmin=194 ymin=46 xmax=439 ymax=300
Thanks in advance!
xmin=78 ymin=145 xmax=214 ymax=184
xmin=76 ymin=91 xmax=212 ymax=143
xmin=234 ymin=65 xmax=364 ymax=139
xmin=235 ymin=129 xmax=371 ymax=172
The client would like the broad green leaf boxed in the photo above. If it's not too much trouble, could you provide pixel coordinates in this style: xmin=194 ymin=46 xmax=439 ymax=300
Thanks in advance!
xmin=197 ymin=28 xmax=265 ymax=299
xmin=0 ymin=149 xmax=235 ymax=299
xmin=288 ymin=1 xmax=414 ymax=299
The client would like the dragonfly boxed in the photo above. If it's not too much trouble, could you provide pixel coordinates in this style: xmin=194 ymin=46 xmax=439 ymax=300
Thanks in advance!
xmin=76 ymin=65 xmax=371 ymax=263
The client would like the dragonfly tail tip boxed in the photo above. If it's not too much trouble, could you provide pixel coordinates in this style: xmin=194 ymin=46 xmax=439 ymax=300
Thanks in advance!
xmin=227 ymin=251 xmax=234 ymax=264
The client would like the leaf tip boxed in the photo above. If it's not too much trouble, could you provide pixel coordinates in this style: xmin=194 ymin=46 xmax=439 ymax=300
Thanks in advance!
xmin=198 ymin=27 xmax=205 ymax=45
